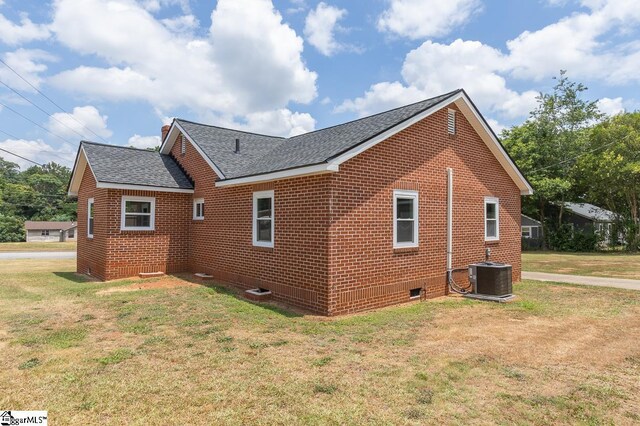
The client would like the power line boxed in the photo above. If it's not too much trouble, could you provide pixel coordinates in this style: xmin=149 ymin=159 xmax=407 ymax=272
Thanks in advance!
xmin=530 ymin=135 xmax=627 ymax=174
xmin=0 ymin=79 xmax=89 ymax=141
xmin=0 ymin=128 xmax=74 ymax=165
xmin=0 ymin=146 xmax=43 ymax=166
xmin=0 ymin=100 xmax=73 ymax=144
xmin=0 ymin=57 xmax=110 ymax=144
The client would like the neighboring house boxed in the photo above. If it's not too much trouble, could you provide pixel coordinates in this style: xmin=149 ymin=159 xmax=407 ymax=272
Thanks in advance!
xmin=561 ymin=202 xmax=618 ymax=242
xmin=68 ymin=89 xmax=533 ymax=316
xmin=521 ymin=214 xmax=543 ymax=239
xmin=24 ymin=221 xmax=77 ymax=242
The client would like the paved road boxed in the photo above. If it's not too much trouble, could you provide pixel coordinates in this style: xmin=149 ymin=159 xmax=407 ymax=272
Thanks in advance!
xmin=0 ymin=251 xmax=76 ymax=260
xmin=523 ymin=271 xmax=640 ymax=291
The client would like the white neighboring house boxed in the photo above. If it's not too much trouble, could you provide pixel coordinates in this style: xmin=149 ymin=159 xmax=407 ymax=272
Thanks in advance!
xmin=521 ymin=214 xmax=543 ymax=239
xmin=24 ymin=221 xmax=77 ymax=242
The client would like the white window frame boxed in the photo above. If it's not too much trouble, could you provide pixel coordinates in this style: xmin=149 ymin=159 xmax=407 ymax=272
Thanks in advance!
xmin=181 ymin=137 xmax=186 ymax=155
xmin=393 ymin=190 xmax=419 ymax=248
xmin=120 ymin=195 xmax=155 ymax=231
xmin=41 ymin=230 xmax=49 ymax=236
xmin=193 ymin=198 xmax=204 ymax=220
xmin=484 ymin=197 xmax=499 ymax=241
xmin=252 ymin=190 xmax=274 ymax=248
xmin=87 ymin=197 xmax=94 ymax=238
xmin=521 ymin=226 xmax=531 ymax=239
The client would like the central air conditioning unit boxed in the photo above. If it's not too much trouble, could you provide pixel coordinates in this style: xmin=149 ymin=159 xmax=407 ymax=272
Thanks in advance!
xmin=464 ymin=262 xmax=515 ymax=302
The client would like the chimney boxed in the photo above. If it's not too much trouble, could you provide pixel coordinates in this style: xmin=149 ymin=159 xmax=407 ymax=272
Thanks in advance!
xmin=234 ymin=138 xmax=240 ymax=153
xmin=161 ymin=125 xmax=171 ymax=142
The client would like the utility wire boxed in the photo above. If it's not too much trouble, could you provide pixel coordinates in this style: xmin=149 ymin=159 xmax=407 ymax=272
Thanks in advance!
xmin=530 ymin=134 xmax=627 ymax=174
xmin=0 ymin=146 xmax=43 ymax=166
xmin=0 ymin=128 xmax=73 ymax=166
xmin=0 ymin=100 xmax=73 ymax=144
xmin=0 ymin=79 xmax=88 ymax=141
xmin=0 ymin=57 xmax=110 ymax=144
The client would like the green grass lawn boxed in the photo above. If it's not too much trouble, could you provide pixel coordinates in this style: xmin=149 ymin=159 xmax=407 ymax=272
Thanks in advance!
xmin=1 ymin=259 xmax=639 ymax=425
xmin=523 ymin=252 xmax=640 ymax=280
xmin=0 ymin=241 xmax=77 ymax=252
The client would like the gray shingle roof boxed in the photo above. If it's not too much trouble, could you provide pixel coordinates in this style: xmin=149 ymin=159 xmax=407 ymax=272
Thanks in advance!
xmin=563 ymin=202 xmax=617 ymax=222
xmin=82 ymin=142 xmax=193 ymax=190
xmin=177 ymin=89 xmax=461 ymax=180
xmin=25 ymin=221 xmax=76 ymax=231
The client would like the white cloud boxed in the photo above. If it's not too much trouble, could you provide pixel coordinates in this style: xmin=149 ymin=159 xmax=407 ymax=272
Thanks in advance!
xmin=377 ymin=0 xmax=482 ymax=39
xmin=47 ymin=106 xmax=113 ymax=140
xmin=128 ymin=134 xmax=161 ymax=149
xmin=341 ymin=0 xmax=640 ymax=124
xmin=597 ymin=97 xmax=625 ymax=116
xmin=49 ymin=0 xmax=317 ymax=131
xmin=338 ymin=40 xmax=539 ymax=119
xmin=487 ymin=118 xmax=507 ymax=135
xmin=506 ymin=0 xmax=640 ymax=83
xmin=304 ymin=2 xmax=347 ymax=56
xmin=138 ymin=0 xmax=191 ymax=13
xmin=0 ymin=49 xmax=55 ymax=92
xmin=0 ymin=13 xmax=50 ymax=46
xmin=161 ymin=14 xmax=198 ymax=34
xmin=0 ymin=139 xmax=75 ymax=169
xmin=211 ymin=108 xmax=316 ymax=137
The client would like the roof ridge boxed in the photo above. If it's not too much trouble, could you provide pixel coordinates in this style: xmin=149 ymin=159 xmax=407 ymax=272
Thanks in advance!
xmin=82 ymin=140 xmax=165 ymax=153
xmin=287 ymin=89 xmax=463 ymax=140
xmin=176 ymin=118 xmax=286 ymax=139
xmin=175 ymin=89 xmax=462 ymax=141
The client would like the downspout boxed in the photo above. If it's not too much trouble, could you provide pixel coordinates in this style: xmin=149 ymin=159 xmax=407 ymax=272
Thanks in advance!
xmin=445 ymin=168 xmax=470 ymax=294
xmin=446 ymin=168 xmax=453 ymax=272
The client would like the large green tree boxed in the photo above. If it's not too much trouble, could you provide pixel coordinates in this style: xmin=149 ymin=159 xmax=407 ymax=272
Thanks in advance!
xmin=502 ymin=71 xmax=603 ymax=242
xmin=0 ymin=157 xmax=76 ymax=242
xmin=576 ymin=112 xmax=640 ymax=250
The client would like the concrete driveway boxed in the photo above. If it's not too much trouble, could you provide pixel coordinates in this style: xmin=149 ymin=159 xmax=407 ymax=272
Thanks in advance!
xmin=0 ymin=251 xmax=76 ymax=260
xmin=523 ymin=271 xmax=640 ymax=291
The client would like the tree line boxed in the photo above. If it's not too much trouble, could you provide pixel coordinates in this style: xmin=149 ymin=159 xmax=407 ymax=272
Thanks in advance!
xmin=0 ymin=159 xmax=76 ymax=242
xmin=502 ymin=71 xmax=640 ymax=251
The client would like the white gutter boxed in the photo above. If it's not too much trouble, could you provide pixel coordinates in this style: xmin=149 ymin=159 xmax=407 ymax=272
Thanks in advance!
xmin=446 ymin=168 xmax=453 ymax=271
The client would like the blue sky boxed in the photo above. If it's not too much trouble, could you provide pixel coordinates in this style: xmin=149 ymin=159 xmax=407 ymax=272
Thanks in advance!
xmin=0 ymin=0 xmax=638 ymax=168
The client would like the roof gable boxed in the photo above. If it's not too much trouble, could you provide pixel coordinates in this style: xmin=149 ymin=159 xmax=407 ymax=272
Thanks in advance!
xmin=68 ymin=142 xmax=194 ymax=196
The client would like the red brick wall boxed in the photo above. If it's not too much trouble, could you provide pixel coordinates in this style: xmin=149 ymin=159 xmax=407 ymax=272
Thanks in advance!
xmin=77 ymin=169 xmax=108 ymax=280
xmin=327 ymin=105 xmax=522 ymax=315
xmin=169 ymin=135 xmax=332 ymax=314
xmin=76 ymin=162 xmax=191 ymax=281
xmin=102 ymin=189 xmax=191 ymax=280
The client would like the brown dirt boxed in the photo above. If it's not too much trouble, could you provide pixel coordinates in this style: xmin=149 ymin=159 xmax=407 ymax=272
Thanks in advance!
xmin=96 ymin=278 xmax=199 ymax=295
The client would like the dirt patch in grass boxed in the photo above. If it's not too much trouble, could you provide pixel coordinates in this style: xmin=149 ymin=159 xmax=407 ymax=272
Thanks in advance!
xmin=96 ymin=279 xmax=200 ymax=295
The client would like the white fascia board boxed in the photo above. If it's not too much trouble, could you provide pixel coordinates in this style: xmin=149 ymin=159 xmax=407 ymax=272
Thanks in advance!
xmin=215 ymin=163 xmax=339 ymax=187
xmin=454 ymin=94 xmax=534 ymax=195
xmin=160 ymin=121 xmax=225 ymax=180
xmin=328 ymin=91 xmax=465 ymax=167
xmin=96 ymin=182 xmax=194 ymax=193
xmin=68 ymin=146 xmax=98 ymax=196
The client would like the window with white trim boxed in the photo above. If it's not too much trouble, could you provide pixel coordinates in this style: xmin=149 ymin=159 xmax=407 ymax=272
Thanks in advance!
xmin=181 ymin=137 xmax=186 ymax=155
xmin=121 ymin=196 xmax=155 ymax=231
xmin=193 ymin=198 xmax=204 ymax=220
xmin=87 ymin=198 xmax=94 ymax=238
xmin=521 ymin=226 xmax=531 ymax=239
xmin=41 ymin=230 xmax=49 ymax=236
xmin=393 ymin=190 xmax=419 ymax=248
xmin=253 ymin=190 xmax=274 ymax=247
xmin=484 ymin=197 xmax=499 ymax=241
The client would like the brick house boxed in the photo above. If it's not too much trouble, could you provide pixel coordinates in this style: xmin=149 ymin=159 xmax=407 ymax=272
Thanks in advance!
xmin=68 ymin=89 xmax=532 ymax=315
